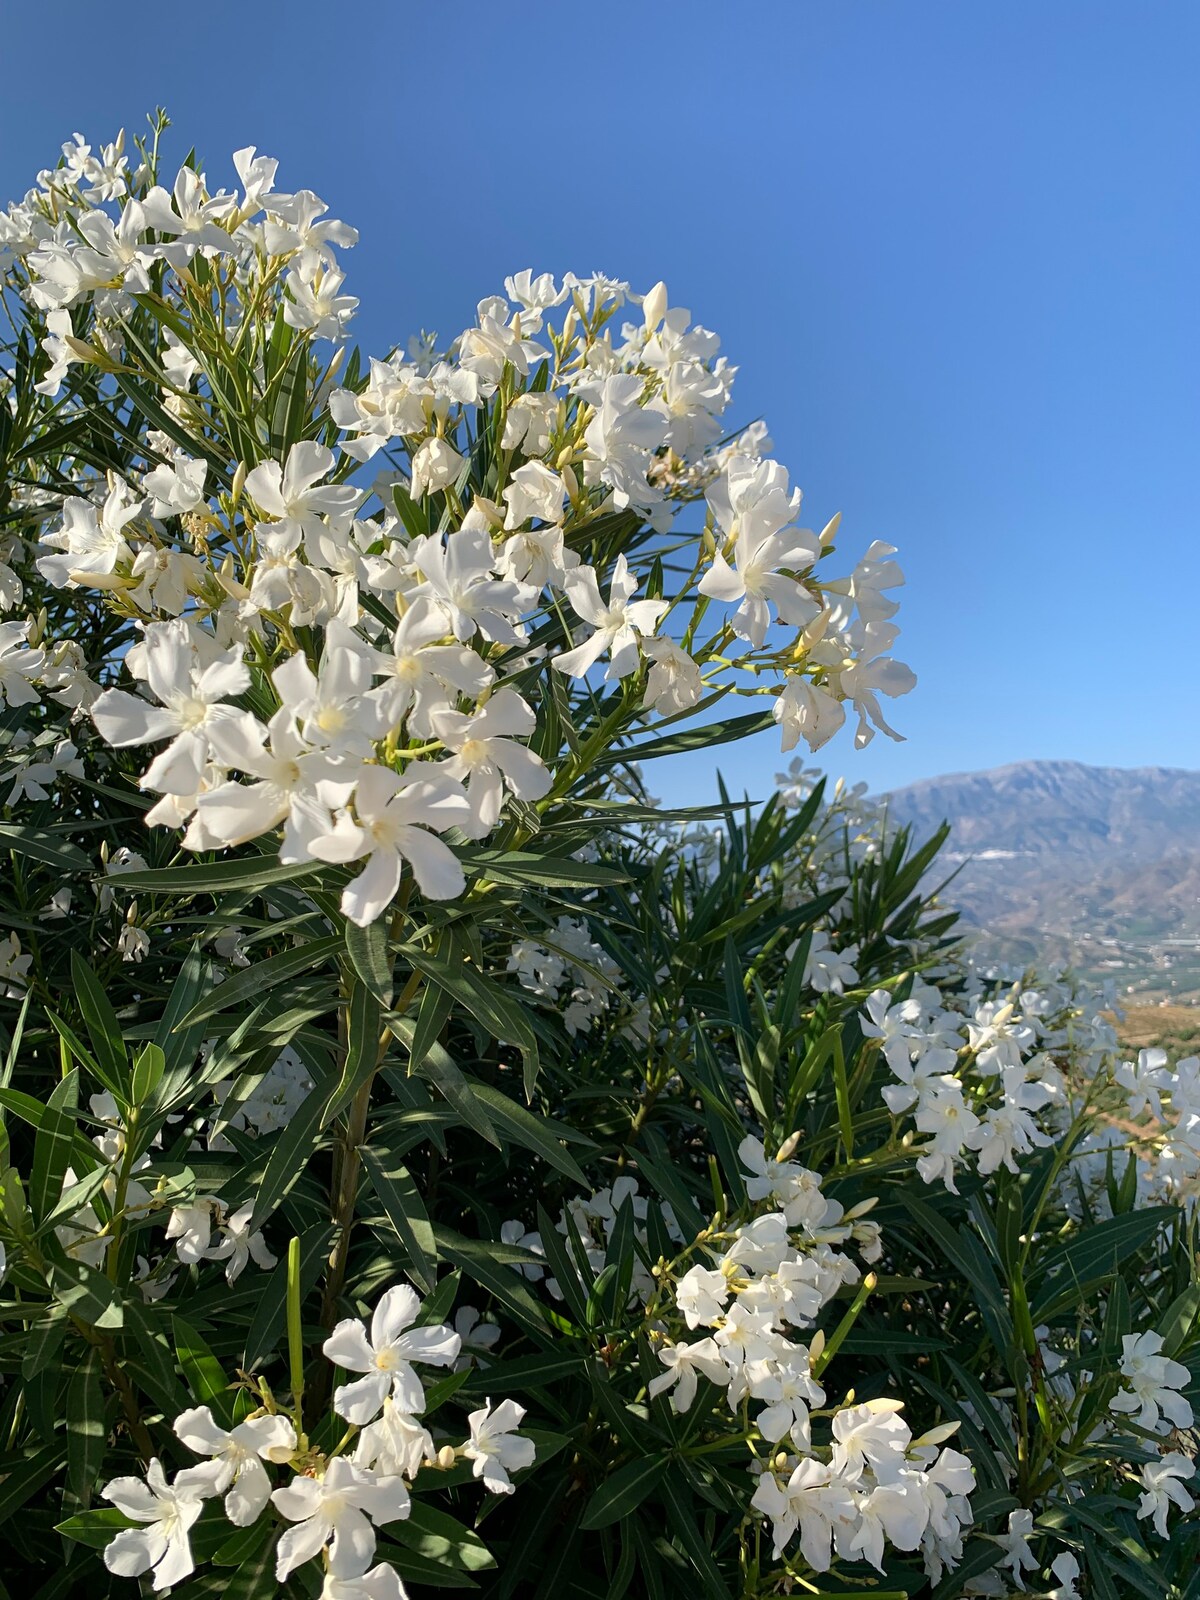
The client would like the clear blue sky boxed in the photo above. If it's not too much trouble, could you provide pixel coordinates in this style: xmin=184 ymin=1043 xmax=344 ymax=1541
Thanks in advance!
xmin=2 ymin=2 xmax=1195 ymax=807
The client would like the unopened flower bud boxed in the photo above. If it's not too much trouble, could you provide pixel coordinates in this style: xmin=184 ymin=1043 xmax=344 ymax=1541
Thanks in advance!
xmin=642 ymin=281 xmax=668 ymax=333
xmin=65 ymin=334 xmax=102 ymax=364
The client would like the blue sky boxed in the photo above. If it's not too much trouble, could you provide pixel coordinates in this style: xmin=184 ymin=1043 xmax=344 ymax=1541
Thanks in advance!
xmin=1 ymin=2 xmax=1195 ymax=807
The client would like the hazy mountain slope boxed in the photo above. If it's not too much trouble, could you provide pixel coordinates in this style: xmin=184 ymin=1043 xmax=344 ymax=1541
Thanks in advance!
xmin=883 ymin=760 xmax=1200 ymax=997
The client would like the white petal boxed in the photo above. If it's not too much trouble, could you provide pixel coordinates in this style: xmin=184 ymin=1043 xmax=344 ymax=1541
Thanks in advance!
xmin=275 ymin=1514 xmax=331 ymax=1580
xmin=371 ymin=1285 xmax=420 ymax=1348
xmin=332 ymin=1371 xmax=392 ymax=1426
xmin=173 ymin=1405 xmax=230 ymax=1457
xmin=197 ymin=781 xmax=287 ymax=846
xmin=103 ymin=1527 xmax=158 ymax=1578
xmin=341 ymin=847 xmax=403 ymax=927
xmin=91 ymin=689 xmax=177 ymax=748
xmin=394 ymin=827 xmax=464 ymax=901
xmin=225 ymin=1458 xmax=272 ymax=1526
xmin=322 ymin=1319 xmax=376 ymax=1373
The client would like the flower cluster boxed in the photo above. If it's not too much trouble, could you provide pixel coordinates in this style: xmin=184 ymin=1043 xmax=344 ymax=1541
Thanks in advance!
xmin=99 ymin=1281 xmax=535 ymax=1593
xmin=647 ymin=1135 xmax=974 ymax=1579
xmin=1116 ymin=1047 xmax=1200 ymax=1207
xmin=0 ymin=130 xmax=914 ymax=928
xmin=506 ymin=916 xmax=620 ymax=1035
xmin=47 ymin=1089 xmax=277 ymax=1295
xmin=862 ymin=979 xmax=1099 ymax=1194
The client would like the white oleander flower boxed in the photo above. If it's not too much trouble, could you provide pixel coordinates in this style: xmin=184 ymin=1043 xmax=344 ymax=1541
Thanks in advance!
xmin=647 ymin=1337 xmax=729 ymax=1413
xmin=245 ymin=441 xmax=360 ymax=547
xmin=90 ymin=619 xmax=262 ymax=797
xmin=994 ymin=1506 xmax=1040 ymax=1584
xmin=1116 ymin=1048 xmax=1173 ymax=1120
xmin=173 ymin=1406 xmax=297 ymax=1525
xmin=1111 ymin=1332 xmax=1194 ymax=1435
xmin=354 ymin=1397 xmax=435 ymax=1480
xmin=461 ymin=1398 xmax=536 ymax=1494
xmin=272 ymin=1457 xmax=411 ymax=1581
xmin=674 ymin=1263 xmax=731 ymax=1328
xmin=430 ymin=687 xmax=552 ymax=838
xmin=207 ymin=1202 xmax=278 ymax=1283
xmin=749 ymin=1455 xmax=859 ymax=1568
xmin=642 ymin=634 xmax=704 ymax=715
xmin=144 ymin=449 xmax=207 ymax=518
xmin=308 ymin=764 xmax=471 ymax=923
xmin=802 ymin=930 xmax=860 ymax=996
xmin=323 ymin=1283 xmax=461 ymax=1424
xmin=1136 ymin=1452 xmax=1195 ymax=1537
xmin=554 ymin=555 xmax=668 ymax=681
xmin=830 ymin=1399 xmax=911 ymax=1480
xmin=0 ymin=620 xmax=44 ymax=708
xmin=699 ymin=455 xmax=821 ymax=647
xmin=1047 ymin=1551 xmax=1082 ymax=1600
xmin=37 ymin=483 xmax=141 ymax=587
xmin=101 ymin=1458 xmax=223 ymax=1591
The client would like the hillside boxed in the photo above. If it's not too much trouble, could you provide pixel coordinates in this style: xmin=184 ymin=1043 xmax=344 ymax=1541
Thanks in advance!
xmin=883 ymin=760 xmax=1200 ymax=999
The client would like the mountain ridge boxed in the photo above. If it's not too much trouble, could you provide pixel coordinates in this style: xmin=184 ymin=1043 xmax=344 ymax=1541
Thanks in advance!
xmin=881 ymin=758 xmax=1200 ymax=998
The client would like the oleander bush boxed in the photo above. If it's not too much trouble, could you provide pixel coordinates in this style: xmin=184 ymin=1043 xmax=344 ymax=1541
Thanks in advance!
xmin=0 ymin=116 xmax=1195 ymax=1599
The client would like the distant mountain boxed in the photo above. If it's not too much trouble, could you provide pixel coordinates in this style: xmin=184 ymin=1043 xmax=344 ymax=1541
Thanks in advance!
xmin=883 ymin=761 xmax=1200 ymax=998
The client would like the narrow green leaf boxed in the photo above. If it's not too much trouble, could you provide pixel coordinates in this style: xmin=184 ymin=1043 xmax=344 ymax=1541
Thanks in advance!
xmin=110 ymin=855 xmax=322 ymax=895
xmin=457 ymin=1351 xmax=583 ymax=1396
xmin=0 ymin=823 xmax=91 ymax=873
xmin=179 ymin=935 xmax=342 ymax=1028
xmin=325 ymin=980 xmax=384 ymax=1123
xmin=581 ymin=1454 xmax=669 ymax=1529
xmin=1159 ymin=1283 xmax=1200 ymax=1357
xmin=398 ymin=948 xmax=539 ymax=1090
xmin=361 ymin=1147 xmax=437 ymax=1293
xmin=469 ymin=1082 xmax=592 ymax=1185
xmin=70 ymin=952 xmax=130 ymax=1099
xmin=409 ymin=980 xmax=453 ymax=1075
xmin=398 ymin=1501 xmax=496 ymax=1571
xmin=55 ymin=1507 xmax=131 ymax=1550
xmin=345 ymin=918 xmax=394 ymax=1007
xmin=45 ymin=1251 xmax=123 ymax=1330
xmin=249 ymin=1078 xmax=332 ymax=1230
xmin=387 ymin=1022 xmax=498 ymax=1148
xmin=65 ymin=1349 xmax=106 ymax=1505
xmin=594 ymin=708 xmax=773 ymax=770
xmin=20 ymin=1314 xmax=67 ymax=1381
xmin=31 ymin=1069 xmax=79 ymax=1228
xmin=172 ymin=1315 xmax=232 ymax=1415
xmin=131 ymin=1042 xmax=166 ymax=1108
xmin=0 ymin=1443 xmax=65 ymax=1525
xmin=154 ymin=944 xmax=213 ymax=1086
xmin=434 ymin=1226 xmax=554 ymax=1340
xmin=457 ymin=848 xmax=628 ymax=889
xmin=660 ymin=1473 xmax=729 ymax=1599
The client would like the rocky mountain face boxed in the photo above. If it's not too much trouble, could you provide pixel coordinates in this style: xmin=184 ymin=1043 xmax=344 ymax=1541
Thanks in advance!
xmin=883 ymin=761 xmax=1200 ymax=998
